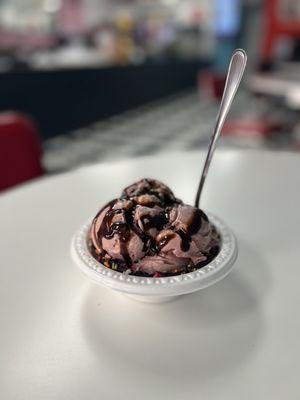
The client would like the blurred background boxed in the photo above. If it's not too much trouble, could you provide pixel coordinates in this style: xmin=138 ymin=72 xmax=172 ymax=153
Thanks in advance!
xmin=1 ymin=0 xmax=300 ymax=191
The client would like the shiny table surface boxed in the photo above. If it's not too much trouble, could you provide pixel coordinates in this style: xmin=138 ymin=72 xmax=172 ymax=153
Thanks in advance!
xmin=1 ymin=150 xmax=300 ymax=399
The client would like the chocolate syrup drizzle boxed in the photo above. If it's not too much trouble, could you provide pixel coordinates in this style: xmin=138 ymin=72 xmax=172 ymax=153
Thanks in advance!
xmin=178 ymin=208 xmax=206 ymax=251
xmin=94 ymin=194 xmax=209 ymax=267
xmin=97 ymin=200 xmax=133 ymax=266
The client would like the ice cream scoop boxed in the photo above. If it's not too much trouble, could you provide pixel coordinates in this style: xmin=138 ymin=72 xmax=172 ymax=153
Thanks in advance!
xmin=122 ymin=178 xmax=178 ymax=205
xmin=90 ymin=179 xmax=220 ymax=276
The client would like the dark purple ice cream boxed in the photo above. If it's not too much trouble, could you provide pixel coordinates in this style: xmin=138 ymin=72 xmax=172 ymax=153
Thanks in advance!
xmin=89 ymin=179 xmax=220 ymax=277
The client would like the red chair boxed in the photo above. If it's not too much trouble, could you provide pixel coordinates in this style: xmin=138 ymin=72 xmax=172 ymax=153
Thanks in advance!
xmin=262 ymin=0 xmax=300 ymax=64
xmin=0 ymin=112 xmax=44 ymax=192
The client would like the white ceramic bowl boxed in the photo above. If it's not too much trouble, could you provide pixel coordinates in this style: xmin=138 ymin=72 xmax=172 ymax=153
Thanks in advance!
xmin=71 ymin=213 xmax=238 ymax=303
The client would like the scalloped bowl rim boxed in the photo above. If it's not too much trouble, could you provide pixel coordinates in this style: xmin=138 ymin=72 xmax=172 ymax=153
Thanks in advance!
xmin=71 ymin=213 xmax=238 ymax=297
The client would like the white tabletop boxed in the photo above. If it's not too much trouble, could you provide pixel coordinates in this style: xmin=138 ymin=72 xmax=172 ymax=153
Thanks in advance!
xmin=1 ymin=150 xmax=300 ymax=400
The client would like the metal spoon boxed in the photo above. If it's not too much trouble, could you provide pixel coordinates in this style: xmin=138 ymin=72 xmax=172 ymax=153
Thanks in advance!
xmin=194 ymin=49 xmax=247 ymax=208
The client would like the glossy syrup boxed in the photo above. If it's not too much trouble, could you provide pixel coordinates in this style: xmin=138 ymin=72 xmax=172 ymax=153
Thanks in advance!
xmin=95 ymin=196 xmax=207 ymax=266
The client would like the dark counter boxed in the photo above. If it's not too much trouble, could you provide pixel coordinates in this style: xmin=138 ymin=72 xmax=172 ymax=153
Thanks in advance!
xmin=0 ymin=60 xmax=209 ymax=139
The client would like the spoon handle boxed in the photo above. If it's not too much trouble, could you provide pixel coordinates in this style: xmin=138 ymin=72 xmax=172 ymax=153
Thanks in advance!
xmin=194 ymin=49 xmax=247 ymax=208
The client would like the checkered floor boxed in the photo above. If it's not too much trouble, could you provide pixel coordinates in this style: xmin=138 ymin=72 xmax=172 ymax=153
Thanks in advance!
xmin=43 ymin=90 xmax=296 ymax=173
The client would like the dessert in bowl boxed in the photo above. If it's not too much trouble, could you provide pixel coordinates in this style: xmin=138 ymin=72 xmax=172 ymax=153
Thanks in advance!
xmin=71 ymin=179 xmax=238 ymax=303
xmin=71 ymin=49 xmax=246 ymax=302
